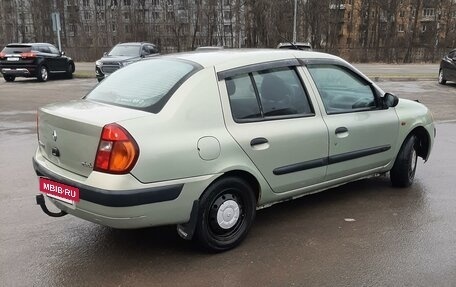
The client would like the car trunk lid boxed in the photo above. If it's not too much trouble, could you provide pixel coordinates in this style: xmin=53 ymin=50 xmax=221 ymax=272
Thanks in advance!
xmin=38 ymin=100 xmax=149 ymax=177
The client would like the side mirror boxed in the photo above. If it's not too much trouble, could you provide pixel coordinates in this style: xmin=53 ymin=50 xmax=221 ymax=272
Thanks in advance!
xmin=383 ymin=93 xmax=399 ymax=108
xmin=60 ymin=51 xmax=65 ymax=56
xmin=103 ymin=52 xmax=107 ymax=56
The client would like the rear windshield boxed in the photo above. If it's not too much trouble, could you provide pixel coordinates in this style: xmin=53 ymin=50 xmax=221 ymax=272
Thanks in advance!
xmin=85 ymin=58 xmax=200 ymax=113
xmin=108 ymin=45 xmax=141 ymax=57
xmin=2 ymin=46 xmax=32 ymax=54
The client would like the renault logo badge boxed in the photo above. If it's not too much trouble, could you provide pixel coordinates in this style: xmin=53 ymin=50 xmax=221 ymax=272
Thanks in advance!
xmin=52 ymin=130 xmax=57 ymax=141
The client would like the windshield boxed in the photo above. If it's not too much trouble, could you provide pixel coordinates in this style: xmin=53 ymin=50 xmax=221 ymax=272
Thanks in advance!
xmin=85 ymin=58 xmax=200 ymax=113
xmin=108 ymin=45 xmax=141 ymax=57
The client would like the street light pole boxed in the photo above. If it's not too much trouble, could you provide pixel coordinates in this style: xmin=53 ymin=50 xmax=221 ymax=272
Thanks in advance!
xmin=52 ymin=0 xmax=62 ymax=51
xmin=293 ymin=0 xmax=297 ymax=43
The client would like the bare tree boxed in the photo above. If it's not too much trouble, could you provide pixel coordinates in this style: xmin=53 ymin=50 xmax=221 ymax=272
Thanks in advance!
xmin=403 ymin=0 xmax=423 ymax=62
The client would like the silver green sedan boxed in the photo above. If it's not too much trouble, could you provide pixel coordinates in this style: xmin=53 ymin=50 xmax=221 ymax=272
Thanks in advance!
xmin=33 ymin=49 xmax=435 ymax=252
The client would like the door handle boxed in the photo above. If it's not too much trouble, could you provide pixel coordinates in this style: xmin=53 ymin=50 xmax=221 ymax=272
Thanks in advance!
xmin=250 ymin=137 xmax=268 ymax=146
xmin=335 ymin=127 xmax=348 ymax=134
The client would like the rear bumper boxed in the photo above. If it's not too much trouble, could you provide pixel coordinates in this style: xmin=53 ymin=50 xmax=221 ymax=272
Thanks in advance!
xmin=33 ymin=157 xmax=183 ymax=207
xmin=32 ymin=151 xmax=217 ymax=228
xmin=1 ymin=67 xmax=36 ymax=77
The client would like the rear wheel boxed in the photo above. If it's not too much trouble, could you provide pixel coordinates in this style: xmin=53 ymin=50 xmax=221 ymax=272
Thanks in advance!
xmin=194 ymin=176 xmax=256 ymax=252
xmin=390 ymin=135 xmax=418 ymax=187
xmin=3 ymin=75 xmax=15 ymax=82
xmin=37 ymin=65 xmax=49 ymax=82
xmin=438 ymin=69 xmax=447 ymax=85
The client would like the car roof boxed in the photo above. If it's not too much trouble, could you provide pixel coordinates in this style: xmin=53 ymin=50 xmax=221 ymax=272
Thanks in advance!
xmin=277 ymin=42 xmax=312 ymax=48
xmin=163 ymin=48 xmax=341 ymax=71
xmin=6 ymin=43 xmax=54 ymax=47
xmin=116 ymin=42 xmax=154 ymax=46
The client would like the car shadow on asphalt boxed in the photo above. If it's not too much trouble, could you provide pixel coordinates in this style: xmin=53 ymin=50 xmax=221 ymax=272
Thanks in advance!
xmin=68 ymin=175 xmax=424 ymax=256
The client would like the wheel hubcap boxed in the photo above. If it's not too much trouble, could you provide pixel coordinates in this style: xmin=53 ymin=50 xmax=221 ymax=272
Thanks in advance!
xmin=216 ymin=200 xmax=240 ymax=229
xmin=209 ymin=193 xmax=243 ymax=235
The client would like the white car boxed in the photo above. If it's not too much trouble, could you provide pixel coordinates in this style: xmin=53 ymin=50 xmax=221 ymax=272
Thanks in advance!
xmin=34 ymin=49 xmax=435 ymax=252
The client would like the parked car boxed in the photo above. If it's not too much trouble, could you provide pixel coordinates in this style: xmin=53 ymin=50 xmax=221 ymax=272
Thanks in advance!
xmin=277 ymin=42 xmax=312 ymax=50
xmin=0 ymin=43 xmax=74 ymax=82
xmin=95 ymin=42 xmax=159 ymax=82
xmin=438 ymin=49 xmax=456 ymax=84
xmin=34 ymin=49 xmax=435 ymax=252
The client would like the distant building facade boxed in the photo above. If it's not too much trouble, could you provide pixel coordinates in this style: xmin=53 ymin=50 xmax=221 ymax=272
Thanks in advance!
xmin=1 ymin=0 xmax=455 ymax=62
xmin=0 ymin=0 xmax=244 ymax=60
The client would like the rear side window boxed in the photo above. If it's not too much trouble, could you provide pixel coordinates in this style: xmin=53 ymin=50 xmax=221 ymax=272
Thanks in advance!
xmin=38 ymin=46 xmax=51 ymax=53
xmin=225 ymin=66 xmax=313 ymax=122
xmin=85 ymin=58 xmax=200 ymax=113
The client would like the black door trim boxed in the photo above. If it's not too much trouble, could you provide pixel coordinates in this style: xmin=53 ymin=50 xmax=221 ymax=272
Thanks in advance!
xmin=272 ymin=144 xmax=391 ymax=175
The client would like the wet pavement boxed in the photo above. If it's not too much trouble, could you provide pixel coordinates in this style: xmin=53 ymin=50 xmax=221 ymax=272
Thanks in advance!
xmin=0 ymin=77 xmax=455 ymax=286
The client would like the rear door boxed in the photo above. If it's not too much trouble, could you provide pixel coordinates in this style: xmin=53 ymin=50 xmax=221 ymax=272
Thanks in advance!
xmin=219 ymin=60 xmax=329 ymax=193
xmin=306 ymin=62 xmax=399 ymax=181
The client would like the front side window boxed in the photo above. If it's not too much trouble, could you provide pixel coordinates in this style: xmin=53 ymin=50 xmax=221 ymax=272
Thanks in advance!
xmin=85 ymin=58 xmax=199 ymax=113
xmin=225 ymin=66 xmax=313 ymax=122
xmin=307 ymin=64 xmax=377 ymax=114
xmin=48 ymin=45 xmax=60 ymax=54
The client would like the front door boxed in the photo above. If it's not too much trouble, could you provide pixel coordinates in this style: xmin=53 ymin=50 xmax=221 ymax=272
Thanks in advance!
xmin=306 ymin=64 xmax=399 ymax=181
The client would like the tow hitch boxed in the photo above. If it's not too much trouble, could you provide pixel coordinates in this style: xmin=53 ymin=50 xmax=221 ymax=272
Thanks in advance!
xmin=36 ymin=194 xmax=67 ymax=217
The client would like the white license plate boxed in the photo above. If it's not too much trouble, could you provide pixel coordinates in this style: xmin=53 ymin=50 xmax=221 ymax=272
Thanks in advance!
xmin=7 ymin=57 xmax=19 ymax=61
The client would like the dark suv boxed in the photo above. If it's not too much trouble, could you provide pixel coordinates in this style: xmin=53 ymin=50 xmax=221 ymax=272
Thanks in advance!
xmin=95 ymin=42 xmax=159 ymax=82
xmin=0 ymin=43 xmax=75 ymax=82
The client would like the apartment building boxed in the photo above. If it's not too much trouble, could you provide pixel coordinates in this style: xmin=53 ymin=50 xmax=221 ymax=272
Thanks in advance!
xmin=0 ymin=0 xmax=244 ymax=60
xmin=325 ymin=0 xmax=456 ymax=61
xmin=1 ymin=0 xmax=454 ymax=62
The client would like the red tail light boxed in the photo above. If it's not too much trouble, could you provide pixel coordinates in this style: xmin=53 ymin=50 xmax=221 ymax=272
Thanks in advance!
xmin=0 ymin=52 xmax=6 ymax=59
xmin=20 ymin=52 xmax=37 ymax=59
xmin=94 ymin=124 xmax=139 ymax=174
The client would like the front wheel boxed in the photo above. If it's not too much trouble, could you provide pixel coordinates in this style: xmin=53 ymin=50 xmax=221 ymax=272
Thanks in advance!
xmin=37 ymin=65 xmax=49 ymax=82
xmin=390 ymin=135 xmax=418 ymax=187
xmin=194 ymin=176 xmax=256 ymax=252
xmin=438 ymin=69 xmax=447 ymax=85
xmin=66 ymin=63 xmax=75 ymax=79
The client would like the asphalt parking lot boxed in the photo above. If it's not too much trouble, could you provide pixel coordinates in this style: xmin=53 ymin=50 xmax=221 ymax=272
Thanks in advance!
xmin=0 ymin=74 xmax=455 ymax=286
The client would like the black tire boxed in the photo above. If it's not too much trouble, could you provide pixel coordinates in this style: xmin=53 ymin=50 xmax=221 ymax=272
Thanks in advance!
xmin=438 ymin=69 xmax=446 ymax=85
xmin=194 ymin=176 xmax=256 ymax=252
xmin=37 ymin=65 xmax=49 ymax=82
xmin=3 ymin=75 xmax=15 ymax=82
xmin=390 ymin=135 xmax=418 ymax=187
xmin=66 ymin=63 xmax=75 ymax=79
